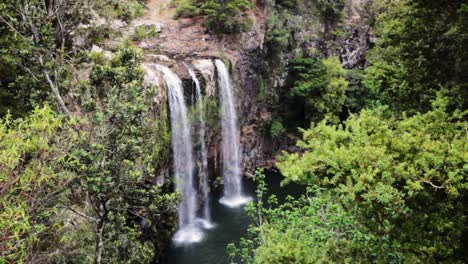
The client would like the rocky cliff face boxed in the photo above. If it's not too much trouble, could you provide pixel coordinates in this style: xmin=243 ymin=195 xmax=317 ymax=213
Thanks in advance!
xmin=233 ymin=0 xmax=373 ymax=174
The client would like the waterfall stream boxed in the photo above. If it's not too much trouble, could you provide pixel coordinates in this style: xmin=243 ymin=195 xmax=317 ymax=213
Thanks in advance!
xmin=187 ymin=67 xmax=214 ymax=228
xmin=215 ymin=60 xmax=251 ymax=207
xmin=145 ymin=60 xmax=249 ymax=247
xmin=154 ymin=64 xmax=203 ymax=244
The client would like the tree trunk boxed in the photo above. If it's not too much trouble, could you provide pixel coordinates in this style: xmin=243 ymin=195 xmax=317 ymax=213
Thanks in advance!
xmin=37 ymin=53 xmax=71 ymax=117
xmin=95 ymin=204 xmax=106 ymax=264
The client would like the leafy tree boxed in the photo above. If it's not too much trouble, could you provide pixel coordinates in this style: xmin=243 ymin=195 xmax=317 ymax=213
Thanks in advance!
xmin=317 ymin=0 xmax=345 ymax=23
xmin=233 ymin=96 xmax=467 ymax=263
xmin=0 ymin=0 xmax=93 ymax=116
xmin=0 ymin=106 xmax=77 ymax=263
xmin=288 ymin=53 xmax=348 ymax=123
xmin=229 ymin=179 xmax=395 ymax=263
xmin=365 ymin=0 xmax=468 ymax=112
xmin=265 ymin=11 xmax=291 ymax=54
xmin=70 ymin=41 xmax=178 ymax=264
xmin=270 ymin=120 xmax=286 ymax=137
xmin=276 ymin=96 xmax=468 ymax=262
xmin=201 ymin=0 xmax=252 ymax=33
xmin=0 ymin=0 xmax=144 ymax=117
xmin=173 ymin=0 xmax=202 ymax=18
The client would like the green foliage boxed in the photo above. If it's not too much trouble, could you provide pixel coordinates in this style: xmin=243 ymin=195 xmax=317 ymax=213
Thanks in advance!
xmin=201 ymin=0 xmax=253 ymax=33
xmin=133 ymin=25 xmax=159 ymax=41
xmin=0 ymin=106 xmax=77 ymax=263
xmin=96 ymin=0 xmax=146 ymax=21
xmin=289 ymin=53 xmax=348 ymax=123
xmin=276 ymin=96 xmax=468 ymax=262
xmin=174 ymin=0 xmax=202 ymax=18
xmin=0 ymin=0 xmax=146 ymax=116
xmin=70 ymin=41 xmax=178 ymax=263
xmin=229 ymin=170 xmax=393 ymax=263
xmin=270 ymin=120 xmax=285 ymax=137
xmin=133 ymin=1 xmax=145 ymax=18
xmin=265 ymin=11 xmax=291 ymax=54
xmin=134 ymin=26 xmax=148 ymax=41
xmin=343 ymin=69 xmax=376 ymax=114
xmin=275 ymin=0 xmax=297 ymax=9
xmin=172 ymin=0 xmax=252 ymax=33
xmin=317 ymin=0 xmax=345 ymax=22
xmin=365 ymin=0 xmax=468 ymax=112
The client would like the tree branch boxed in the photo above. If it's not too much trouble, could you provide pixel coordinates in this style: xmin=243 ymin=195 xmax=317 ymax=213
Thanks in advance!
xmin=420 ymin=180 xmax=445 ymax=189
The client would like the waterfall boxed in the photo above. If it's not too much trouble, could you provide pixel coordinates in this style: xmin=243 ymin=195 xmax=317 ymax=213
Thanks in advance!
xmin=187 ymin=67 xmax=214 ymax=228
xmin=215 ymin=60 xmax=251 ymax=207
xmin=154 ymin=64 xmax=203 ymax=244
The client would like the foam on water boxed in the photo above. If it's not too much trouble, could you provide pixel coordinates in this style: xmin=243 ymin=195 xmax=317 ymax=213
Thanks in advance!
xmin=219 ymin=195 xmax=252 ymax=208
xmin=172 ymin=225 xmax=204 ymax=245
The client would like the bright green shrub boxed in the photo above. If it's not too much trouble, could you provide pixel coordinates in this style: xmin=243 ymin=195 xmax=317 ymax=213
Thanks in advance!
xmin=289 ymin=53 xmax=348 ymax=123
xmin=277 ymin=96 xmax=468 ymax=262
xmin=365 ymin=0 xmax=468 ymax=112
xmin=270 ymin=120 xmax=286 ymax=137
xmin=202 ymin=0 xmax=253 ymax=33
xmin=174 ymin=0 xmax=202 ymax=18
xmin=0 ymin=107 xmax=76 ymax=263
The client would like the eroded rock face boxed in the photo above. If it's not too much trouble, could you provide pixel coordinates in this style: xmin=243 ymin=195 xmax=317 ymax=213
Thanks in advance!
xmin=192 ymin=59 xmax=216 ymax=97
xmin=340 ymin=26 xmax=371 ymax=69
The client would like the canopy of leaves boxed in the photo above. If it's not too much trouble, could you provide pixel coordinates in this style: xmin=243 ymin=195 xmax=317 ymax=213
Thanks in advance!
xmin=288 ymin=53 xmax=348 ymax=123
xmin=69 ymin=41 xmax=178 ymax=263
xmin=173 ymin=0 xmax=252 ymax=33
xmin=232 ymin=96 xmax=467 ymax=263
xmin=276 ymin=97 xmax=468 ymax=262
xmin=365 ymin=0 xmax=468 ymax=112
xmin=0 ymin=106 xmax=76 ymax=263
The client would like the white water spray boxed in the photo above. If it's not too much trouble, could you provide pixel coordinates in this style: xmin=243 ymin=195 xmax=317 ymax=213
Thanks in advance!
xmin=215 ymin=60 xmax=251 ymax=207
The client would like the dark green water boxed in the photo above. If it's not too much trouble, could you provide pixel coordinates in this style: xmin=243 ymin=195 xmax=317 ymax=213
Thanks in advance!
xmin=162 ymin=172 xmax=303 ymax=264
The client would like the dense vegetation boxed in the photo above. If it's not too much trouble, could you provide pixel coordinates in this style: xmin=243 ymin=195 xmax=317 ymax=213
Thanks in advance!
xmin=0 ymin=1 xmax=178 ymax=263
xmin=172 ymin=0 xmax=252 ymax=33
xmin=0 ymin=0 xmax=467 ymax=263
xmin=230 ymin=0 xmax=468 ymax=263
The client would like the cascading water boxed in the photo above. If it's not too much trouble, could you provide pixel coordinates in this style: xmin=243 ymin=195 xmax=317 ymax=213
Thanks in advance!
xmin=187 ymin=67 xmax=214 ymax=228
xmin=215 ymin=59 xmax=251 ymax=207
xmin=154 ymin=64 xmax=203 ymax=244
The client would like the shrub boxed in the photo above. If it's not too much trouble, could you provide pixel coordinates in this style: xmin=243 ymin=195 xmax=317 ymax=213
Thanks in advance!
xmin=174 ymin=0 xmax=201 ymax=18
xmin=202 ymin=0 xmax=253 ymax=33
xmin=277 ymin=96 xmax=468 ymax=262
xmin=270 ymin=120 xmax=286 ymax=137
xmin=288 ymin=52 xmax=348 ymax=123
xmin=265 ymin=12 xmax=291 ymax=53
xmin=317 ymin=0 xmax=345 ymax=22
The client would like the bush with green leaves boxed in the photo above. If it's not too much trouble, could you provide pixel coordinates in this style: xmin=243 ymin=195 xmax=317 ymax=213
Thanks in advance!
xmin=228 ymin=179 xmax=398 ymax=263
xmin=288 ymin=52 xmax=348 ymax=123
xmin=317 ymin=0 xmax=345 ymax=22
xmin=0 ymin=106 xmax=77 ymax=263
xmin=201 ymin=0 xmax=253 ymax=33
xmin=265 ymin=11 xmax=291 ymax=54
xmin=71 ymin=41 xmax=178 ymax=264
xmin=173 ymin=0 xmax=252 ymax=33
xmin=173 ymin=0 xmax=202 ymax=18
xmin=364 ymin=0 xmax=468 ymax=112
xmin=132 ymin=25 xmax=160 ymax=41
xmin=277 ymin=96 xmax=468 ymax=262
xmin=233 ymin=96 xmax=468 ymax=263
xmin=270 ymin=120 xmax=286 ymax=137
